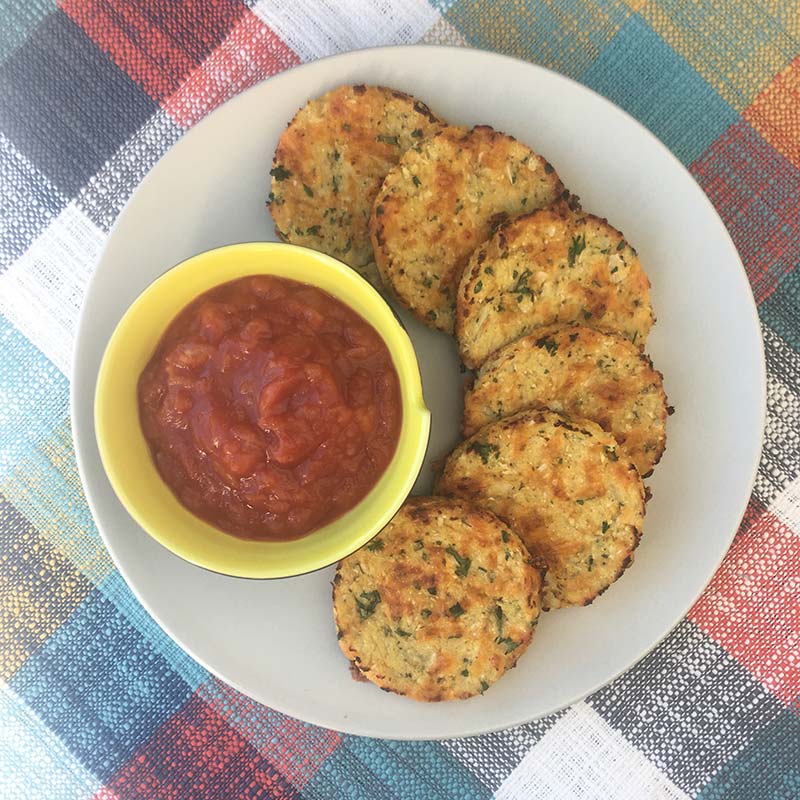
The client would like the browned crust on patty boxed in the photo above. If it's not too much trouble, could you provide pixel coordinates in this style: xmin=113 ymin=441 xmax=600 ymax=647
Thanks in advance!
xmin=436 ymin=409 xmax=646 ymax=610
xmin=370 ymin=125 xmax=566 ymax=332
xmin=462 ymin=324 xmax=668 ymax=476
xmin=268 ymin=84 xmax=444 ymax=277
xmin=334 ymin=495 xmax=544 ymax=701
xmin=456 ymin=204 xmax=654 ymax=368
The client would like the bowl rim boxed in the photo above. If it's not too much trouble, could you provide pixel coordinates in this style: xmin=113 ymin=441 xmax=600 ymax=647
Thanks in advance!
xmin=93 ymin=241 xmax=431 ymax=579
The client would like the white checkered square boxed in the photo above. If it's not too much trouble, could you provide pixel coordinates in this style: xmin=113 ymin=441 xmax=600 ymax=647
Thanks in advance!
xmin=755 ymin=325 xmax=800 ymax=506
xmin=772 ymin=475 xmax=800 ymax=533
xmin=495 ymin=702 xmax=689 ymax=800
xmin=588 ymin=620 xmax=785 ymax=794
xmin=0 ymin=203 xmax=105 ymax=374
xmin=75 ymin=111 xmax=182 ymax=233
xmin=251 ymin=0 xmax=439 ymax=62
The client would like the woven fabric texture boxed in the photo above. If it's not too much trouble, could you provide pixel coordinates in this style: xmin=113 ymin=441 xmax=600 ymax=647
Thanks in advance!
xmin=1 ymin=1 xmax=799 ymax=798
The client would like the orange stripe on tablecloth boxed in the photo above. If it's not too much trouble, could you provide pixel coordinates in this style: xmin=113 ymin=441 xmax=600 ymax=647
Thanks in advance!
xmin=0 ymin=494 xmax=95 ymax=681
xmin=0 ymin=419 xmax=116 ymax=586
xmin=744 ymin=55 xmax=800 ymax=172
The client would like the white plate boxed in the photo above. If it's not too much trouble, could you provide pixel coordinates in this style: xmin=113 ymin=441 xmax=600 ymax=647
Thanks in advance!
xmin=71 ymin=46 xmax=765 ymax=739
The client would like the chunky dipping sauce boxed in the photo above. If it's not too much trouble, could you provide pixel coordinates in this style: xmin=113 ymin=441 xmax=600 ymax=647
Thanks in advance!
xmin=138 ymin=275 xmax=402 ymax=540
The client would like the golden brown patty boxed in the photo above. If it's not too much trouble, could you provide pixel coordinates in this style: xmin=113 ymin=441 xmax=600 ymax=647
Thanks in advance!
xmin=370 ymin=125 xmax=567 ymax=332
xmin=334 ymin=495 xmax=544 ymax=701
xmin=436 ymin=409 xmax=645 ymax=610
xmin=268 ymin=84 xmax=444 ymax=280
xmin=456 ymin=205 xmax=654 ymax=368
xmin=463 ymin=325 xmax=668 ymax=476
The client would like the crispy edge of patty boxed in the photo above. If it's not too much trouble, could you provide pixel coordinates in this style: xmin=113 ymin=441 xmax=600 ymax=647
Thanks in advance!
xmin=455 ymin=204 xmax=655 ymax=368
xmin=436 ymin=409 xmax=646 ymax=610
xmin=333 ymin=495 xmax=544 ymax=701
xmin=370 ymin=124 xmax=567 ymax=333
xmin=268 ymin=83 xmax=444 ymax=269
xmin=462 ymin=324 xmax=669 ymax=476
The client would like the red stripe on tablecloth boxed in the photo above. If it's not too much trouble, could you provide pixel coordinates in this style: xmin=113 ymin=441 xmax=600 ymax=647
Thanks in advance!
xmin=690 ymin=118 xmax=800 ymax=305
xmin=93 ymin=693 xmax=300 ymax=800
xmin=197 ymin=676 xmax=342 ymax=790
xmin=58 ymin=0 xmax=249 ymax=104
xmin=162 ymin=11 xmax=300 ymax=129
xmin=689 ymin=501 xmax=800 ymax=704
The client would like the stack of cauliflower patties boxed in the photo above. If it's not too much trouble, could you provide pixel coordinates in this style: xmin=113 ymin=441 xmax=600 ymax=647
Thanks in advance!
xmin=269 ymin=85 xmax=670 ymax=701
xmin=442 ymin=205 xmax=669 ymax=615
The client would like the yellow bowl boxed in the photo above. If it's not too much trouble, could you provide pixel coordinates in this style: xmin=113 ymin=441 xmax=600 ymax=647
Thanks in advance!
xmin=94 ymin=242 xmax=430 ymax=578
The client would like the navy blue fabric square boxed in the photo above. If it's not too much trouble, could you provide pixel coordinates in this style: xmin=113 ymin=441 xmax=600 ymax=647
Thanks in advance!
xmin=588 ymin=620 xmax=786 ymax=794
xmin=0 ymin=134 xmax=67 ymax=271
xmin=0 ymin=11 xmax=157 ymax=196
xmin=8 ymin=583 xmax=195 ymax=781
xmin=0 ymin=494 xmax=95 ymax=679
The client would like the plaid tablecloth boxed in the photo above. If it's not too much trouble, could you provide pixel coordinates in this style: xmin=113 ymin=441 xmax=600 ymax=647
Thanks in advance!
xmin=1 ymin=1 xmax=799 ymax=798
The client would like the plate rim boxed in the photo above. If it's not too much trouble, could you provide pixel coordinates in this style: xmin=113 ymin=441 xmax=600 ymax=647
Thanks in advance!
xmin=70 ymin=44 xmax=767 ymax=739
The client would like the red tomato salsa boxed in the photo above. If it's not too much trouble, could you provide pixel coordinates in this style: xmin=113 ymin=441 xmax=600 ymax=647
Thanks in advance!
xmin=138 ymin=275 xmax=402 ymax=541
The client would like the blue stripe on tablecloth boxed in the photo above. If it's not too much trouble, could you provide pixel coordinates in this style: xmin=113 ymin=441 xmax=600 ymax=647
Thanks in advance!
xmin=0 ymin=314 xmax=67 ymax=483
xmin=0 ymin=0 xmax=55 ymax=65
xmin=696 ymin=702 xmax=800 ymax=799
xmin=8 ymin=581 xmax=197 ymax=781
xmin=579 ymin=14 xmax=739 ymax=166
xmin=96 ymin=570 xmax=209 ymax=691
xmin=303 ymin=736 xmax=492 ymax=800
xmin=761 ymin=267 xmax=800 ymax=355
xmin=0 ymin=682 xmax=102 ymax=800
xmin=427 ymin=0 xmax=459 ymax=13
xmin=0 ymin=10 xmax=158 ymax=195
